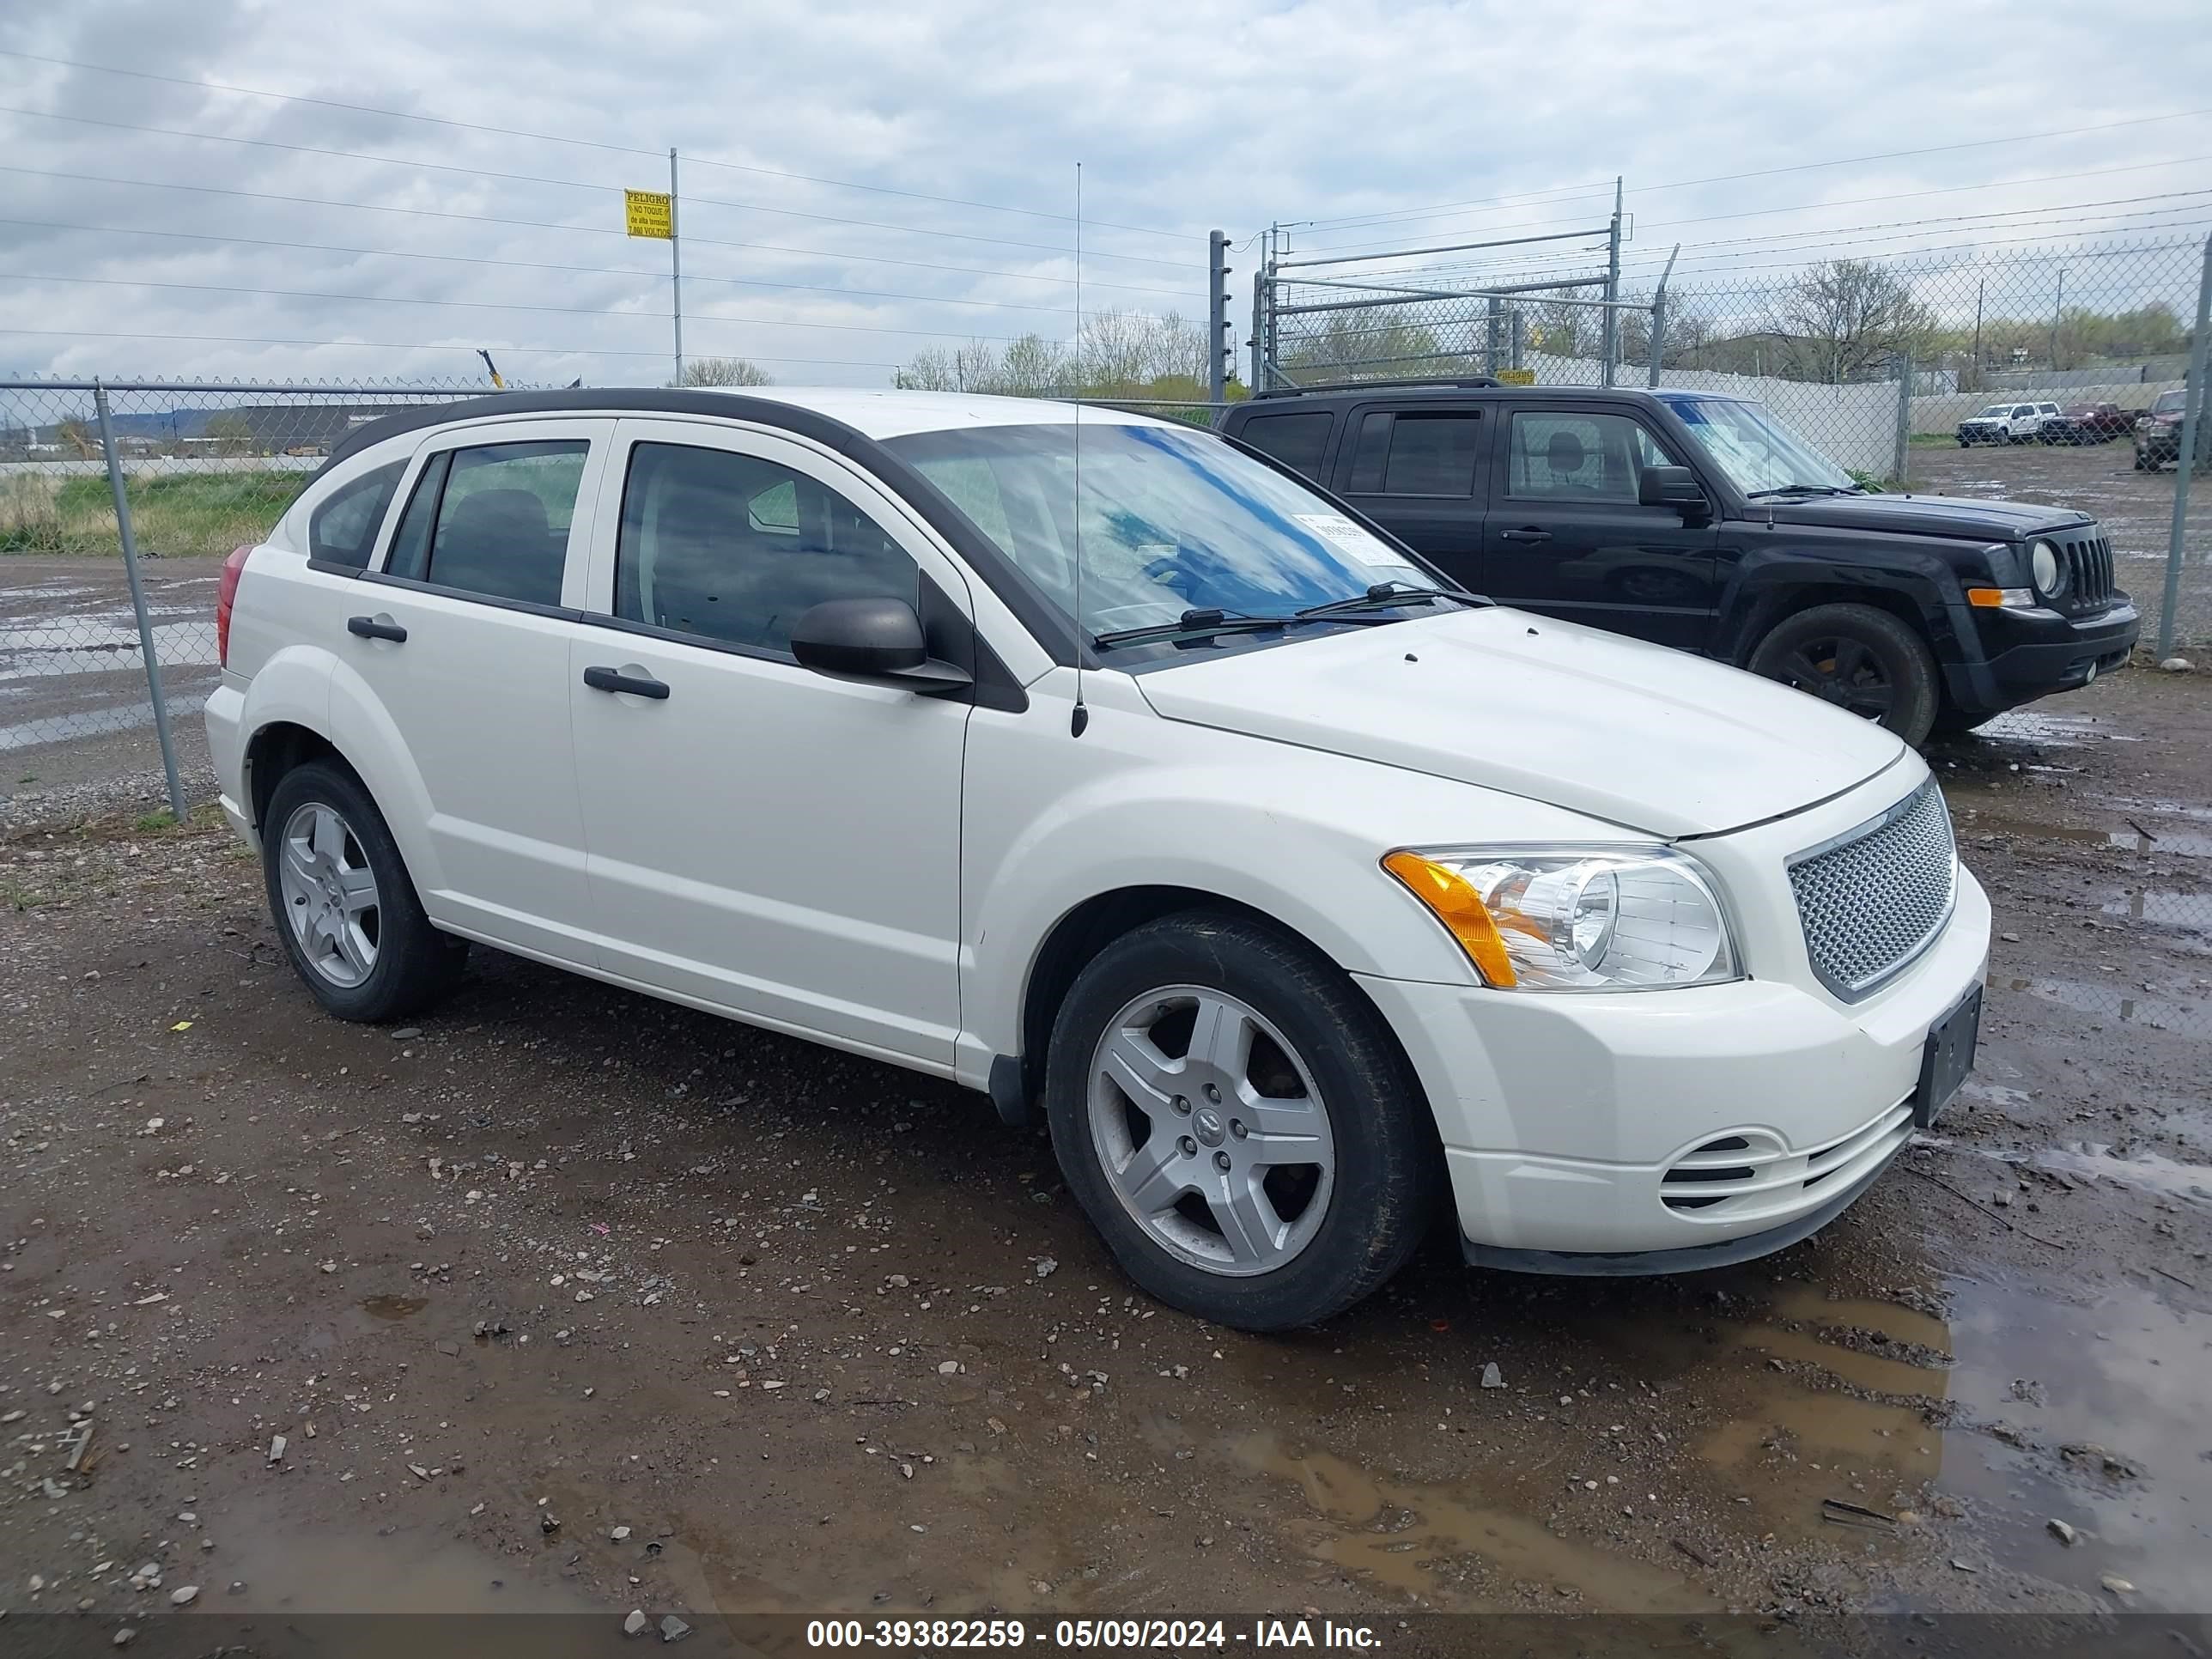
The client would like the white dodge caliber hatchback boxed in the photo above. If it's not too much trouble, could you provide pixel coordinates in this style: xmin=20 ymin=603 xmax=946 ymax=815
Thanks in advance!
xmin=208 ymin=389 xmax=1989 ymax=1330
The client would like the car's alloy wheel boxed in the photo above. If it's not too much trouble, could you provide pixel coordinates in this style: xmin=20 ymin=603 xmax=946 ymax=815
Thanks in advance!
xmin=261 ymin=759 xmax=467 ymax=1022
xmin=277 ymin=801 xmax=380 ymax=988
xmin=1747 ymin=602 xmax=1939 ymax=744
xmin=1086 ymin=984 xmax=1335 ymax=1277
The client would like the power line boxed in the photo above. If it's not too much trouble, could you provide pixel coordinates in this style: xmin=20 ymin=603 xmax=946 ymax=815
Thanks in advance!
xmin=0 ymin=104 xmax=1192 ymax=270
xmin=1298 ymin=154 xmax=2212 ymax=260
xmin=0 ymin=165 xmax=1200 ymax=297
xmin=0 ymin=326 xmax=899 ymax=369
xmin=0 ymin=47 xmax=1194 ymax=240
xmin=0 ymin=218 xmax=1091 ymax=314
xmin=0 ymin=270 xmax=1036 ymax=340
xmin=1282 ymin=105 xmax=2212 ymax=238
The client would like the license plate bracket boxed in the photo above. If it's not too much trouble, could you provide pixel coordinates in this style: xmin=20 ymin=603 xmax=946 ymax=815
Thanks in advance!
xmin=1913 ymin=983 xmax=1982 ymax=1128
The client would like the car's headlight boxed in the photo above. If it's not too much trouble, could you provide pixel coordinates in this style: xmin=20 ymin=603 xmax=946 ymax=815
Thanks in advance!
xmin=2029 ymin=538 xmax=2067 ymax=599
xmin=1382 ymin=845 xmax=1740 ymax=991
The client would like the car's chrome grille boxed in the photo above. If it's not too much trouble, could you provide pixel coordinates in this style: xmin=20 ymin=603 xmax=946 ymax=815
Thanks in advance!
xmin=2059 ymin=527 xmax=2115 ymax=609
xmin=1788 ymin=780 xmax=1956 ymax=1001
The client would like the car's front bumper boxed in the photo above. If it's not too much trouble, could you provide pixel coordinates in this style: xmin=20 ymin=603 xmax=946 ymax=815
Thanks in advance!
xmin=1942 ymin=599 xmax=2141 ymax=717
xmin=1355 ymin=787 xmax=1990 ymax=1267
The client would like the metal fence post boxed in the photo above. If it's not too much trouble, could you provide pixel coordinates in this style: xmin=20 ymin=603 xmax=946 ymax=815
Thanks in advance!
xmin=1893 ymin=350 xmax=1912 ymax=489
xmin=2159 ymin=232 xmax=2212 ymax=658
xmin=93 ymin=380 xmax=188 ymax=821
xmin=1601 ymin=178 xmax=1622 ymax=388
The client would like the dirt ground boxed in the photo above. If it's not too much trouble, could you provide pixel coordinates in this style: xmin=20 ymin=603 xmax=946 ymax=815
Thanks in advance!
xmin=2 ymin=658 xmax=2208 ymax=1650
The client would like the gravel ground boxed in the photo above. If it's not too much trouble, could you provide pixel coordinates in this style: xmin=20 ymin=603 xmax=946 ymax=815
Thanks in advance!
xmin=2 ymin=662 xmax=2208 ymax=1647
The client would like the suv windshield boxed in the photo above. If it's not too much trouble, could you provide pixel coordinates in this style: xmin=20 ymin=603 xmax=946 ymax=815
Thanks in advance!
xmin=1974 ymin=404 xmax=2012 ymax=418
xmin=1668 ymin=397 xmax=1859 ymax=496
xmin=884 ymin=420 xmax=1431 ymax=645
xmin=2151 ymin=390 xmax=2187 ymax=415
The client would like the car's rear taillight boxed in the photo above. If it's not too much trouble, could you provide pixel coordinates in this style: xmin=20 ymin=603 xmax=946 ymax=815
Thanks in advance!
xmin=216 ymin=544 xmax=252 ymax=666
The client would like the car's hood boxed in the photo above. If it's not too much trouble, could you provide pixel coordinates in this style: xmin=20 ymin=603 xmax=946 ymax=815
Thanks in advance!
xmin=1762 ymin=491 xmax=2092 ymax=539
xmin=1132 ymin=607 xmax=1908 ymax=838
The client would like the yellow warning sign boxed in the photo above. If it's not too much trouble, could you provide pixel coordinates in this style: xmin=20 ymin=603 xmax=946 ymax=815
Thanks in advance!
xmin=1496 ymin=368 xmax=1536 ymax=386
xmin=624 ymin=189 xmax=673 ymax=240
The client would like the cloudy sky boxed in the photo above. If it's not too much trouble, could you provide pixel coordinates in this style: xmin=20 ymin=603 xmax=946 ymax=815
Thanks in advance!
xmin=1 ymin=0 xmax=2207 ymax=388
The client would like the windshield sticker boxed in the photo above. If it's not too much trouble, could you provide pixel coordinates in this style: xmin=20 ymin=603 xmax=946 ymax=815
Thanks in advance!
xmin=1293 ymin=513 xmax=1402 ymax=567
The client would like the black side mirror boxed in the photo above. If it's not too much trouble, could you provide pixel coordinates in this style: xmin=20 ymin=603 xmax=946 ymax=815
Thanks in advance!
xmin=1638 ymin=465 xmax=1709 ymax=514
xmin=790 ymin=597 xmax=971 ymax=689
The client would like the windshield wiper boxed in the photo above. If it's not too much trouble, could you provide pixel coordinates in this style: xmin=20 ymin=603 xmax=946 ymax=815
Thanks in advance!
xmin=1295 ymin=582 xmax=1486 ymax=620
xmin=1747 ymin=483 xmax=1862 ymax=498
xmin=1091 ymin=608 xmax=1368 ymax=650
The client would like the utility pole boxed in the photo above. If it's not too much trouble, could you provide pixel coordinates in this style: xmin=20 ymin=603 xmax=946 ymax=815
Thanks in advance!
xmin=1207 ymin=229 xmax=1232 ymax=405
xmin=670 ymin=147 xmax=684 ymax=386
xmin=1607 ymin=177 xmax=1625 ymax=380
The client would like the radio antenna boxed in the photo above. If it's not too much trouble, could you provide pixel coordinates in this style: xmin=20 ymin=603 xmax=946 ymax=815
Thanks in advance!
xmin=1070 ymin=159 xmax=1090 ymax=738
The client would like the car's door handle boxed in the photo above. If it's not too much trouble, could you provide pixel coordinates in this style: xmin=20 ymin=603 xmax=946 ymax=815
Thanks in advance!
xmin=582 ymin=665 xmax=671 ymax=701
xmin=346 ymin=615 xmax=407 ymax=643
xmin=1498 ymin=527 xmax=1553 ymax=544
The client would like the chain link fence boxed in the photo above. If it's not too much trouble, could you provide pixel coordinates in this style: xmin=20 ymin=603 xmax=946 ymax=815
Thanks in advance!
xmin=0 ymin=378 xmax=491 ymax=826
xmin=1256 ymin=231 xmax=2212 ymax=648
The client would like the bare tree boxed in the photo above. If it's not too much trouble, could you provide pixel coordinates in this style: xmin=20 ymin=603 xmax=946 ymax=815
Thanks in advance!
xmin=1761 ymin=260 xmax=1933 ymax=382
xmin=678 ymin=357 xmax=775 ymax=387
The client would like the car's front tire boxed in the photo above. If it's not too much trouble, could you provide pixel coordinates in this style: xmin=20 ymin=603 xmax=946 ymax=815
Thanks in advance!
xmin=1043 ymin=910 xmax=1441 ymax=1332
xmin=1747 ymin=602 xmax=1940 ymax=745
xmin=262 ymin=760 xmax=467 ymax=1022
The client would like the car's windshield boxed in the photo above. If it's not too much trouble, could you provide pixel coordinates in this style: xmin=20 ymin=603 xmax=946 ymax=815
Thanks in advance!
xmin=1668 ymin=398 xmax=1858 ymax=495
xmin=884 ymin=419 xmax=1431 ymax=643
xmin=2152 ymin=390 xmax=2187 ymax=414
xmin=1975 ymin=404 xmax=2012 ymax=418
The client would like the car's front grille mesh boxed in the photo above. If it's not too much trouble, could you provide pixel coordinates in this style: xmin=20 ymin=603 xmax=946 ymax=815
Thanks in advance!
xmin=1789 ymin=781 xmax=1956 ymax=1000
xmin=2060 ymin=531 xmax=2114 ymax=608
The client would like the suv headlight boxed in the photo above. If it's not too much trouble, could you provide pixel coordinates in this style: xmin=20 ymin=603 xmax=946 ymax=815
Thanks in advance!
xmin=2029 ymin=538 xmax=2067 ymax=599
xmin=1383 ymin=846 xmax=1740 ymax=991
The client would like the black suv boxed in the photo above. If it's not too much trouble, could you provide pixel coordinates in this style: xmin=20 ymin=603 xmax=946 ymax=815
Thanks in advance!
xmin=1221 ymin=382 xmax=2140 ymax=744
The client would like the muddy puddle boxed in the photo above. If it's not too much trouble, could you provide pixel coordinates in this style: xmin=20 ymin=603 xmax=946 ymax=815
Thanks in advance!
xmin=1230 ymin=1276 xmax=2209 ymax=1614
xmin=1989 ymin=973 xmax=2209 ymax=1036
xmin=1231 ymin=1431 xmax=1714 ymax=1613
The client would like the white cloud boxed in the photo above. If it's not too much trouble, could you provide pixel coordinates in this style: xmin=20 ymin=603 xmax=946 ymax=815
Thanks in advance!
xmin=0 ymin=0 xmax=2205 ymax=386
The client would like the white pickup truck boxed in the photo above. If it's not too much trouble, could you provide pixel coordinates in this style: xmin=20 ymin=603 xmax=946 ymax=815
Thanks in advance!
xmin=1956 ymin=401 xmax=2061 ymax=446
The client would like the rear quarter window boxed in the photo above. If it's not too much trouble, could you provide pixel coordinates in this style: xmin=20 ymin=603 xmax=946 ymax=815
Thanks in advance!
xmin=1234 ymin=411 xmax=1334 ymax=481
xmin=307 ymin=461 xmax=404 ymax=568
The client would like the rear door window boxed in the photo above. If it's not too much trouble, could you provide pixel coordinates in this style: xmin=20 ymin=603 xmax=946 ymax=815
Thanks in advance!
xmin=385 ymin=441 xmax=588 ymax=607
xmin=1235 ymin=411 xmax=1334 ymax=481
xmin=307 ymin=461 xmax=404 ymax=568
xmin=1343 ymin=411 xmax=1484 ymax=496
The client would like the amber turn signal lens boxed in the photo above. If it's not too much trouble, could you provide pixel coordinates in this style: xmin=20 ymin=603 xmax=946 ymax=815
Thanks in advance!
xmin=1966 ymin=587 xmax=2005 ymax=608
xmin=1382 ymin=851 xmax=1518 ymax=988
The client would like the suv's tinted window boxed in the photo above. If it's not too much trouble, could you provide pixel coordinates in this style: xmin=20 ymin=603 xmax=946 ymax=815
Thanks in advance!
xmin=308 ymin=461 xmax=404 ymax=568
xmin=386 ymin=441 xmax=586 ymax=606
xmin=1236 ymin=411 xmax=1334 ymax=480
xmin=1506 ymin=412 xmax=1677 ymax=502
xmin=615 ymin=442 xmax=917 ymax=654
xmin=1344 ymin=411 xmax=1483 ymax=496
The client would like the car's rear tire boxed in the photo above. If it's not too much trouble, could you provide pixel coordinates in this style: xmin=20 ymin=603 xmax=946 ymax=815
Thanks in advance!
xmin=1042 ymin=910 xmax=1442 ymax=1332
xmin=1747 ymin=603 xmax=1940 ymax=746
xmin=262 ymin=760 xmax=468 ymax=1022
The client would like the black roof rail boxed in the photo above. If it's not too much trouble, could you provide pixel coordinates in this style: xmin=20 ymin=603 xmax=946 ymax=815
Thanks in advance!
xmin=1252 ymin=374 xmax=1502 ymax=399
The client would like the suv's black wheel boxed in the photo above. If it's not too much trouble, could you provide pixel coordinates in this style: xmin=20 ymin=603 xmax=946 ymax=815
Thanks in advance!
xmin=1747 ymin=603 xmax=1940 ymax=745
xmin=1043 ymin=910 xmax=1442 ymax=1332
xmin=262 ymin=760 xmax=467 ymax=1022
